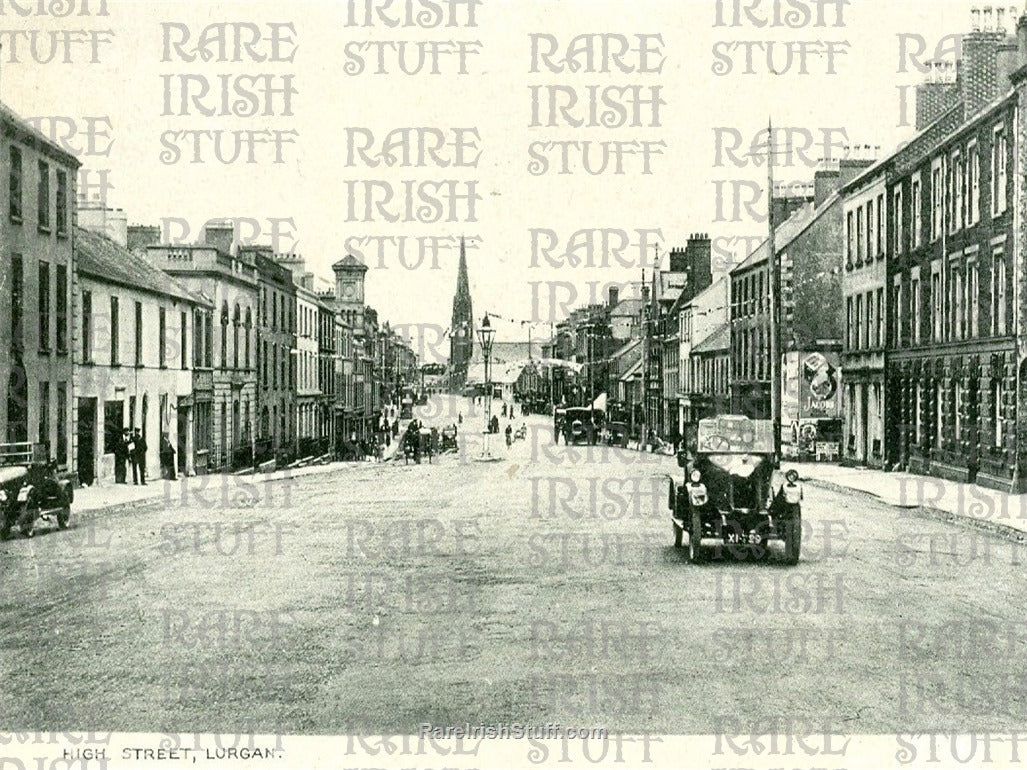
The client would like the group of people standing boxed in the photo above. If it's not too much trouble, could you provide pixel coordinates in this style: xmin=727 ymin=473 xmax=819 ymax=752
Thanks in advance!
xmin=113 ymin=428 xmax=149 ymax=485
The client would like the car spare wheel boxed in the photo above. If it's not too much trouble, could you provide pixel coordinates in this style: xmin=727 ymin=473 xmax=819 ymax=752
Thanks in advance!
xmin=18 ymin=501 xmax=39 ymax=538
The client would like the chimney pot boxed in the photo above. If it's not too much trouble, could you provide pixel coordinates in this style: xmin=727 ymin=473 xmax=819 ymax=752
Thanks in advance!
xmin=997 ymin=6 xmax=1006 ymax=31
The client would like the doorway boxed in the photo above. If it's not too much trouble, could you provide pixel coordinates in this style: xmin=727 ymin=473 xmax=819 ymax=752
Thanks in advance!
xmin=77 ymin=397 xmax=96 ymax=486
xmin=177 ymin=402 xmax=189 ymax=475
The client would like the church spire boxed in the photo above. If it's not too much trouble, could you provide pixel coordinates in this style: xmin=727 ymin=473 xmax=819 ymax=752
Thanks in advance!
xmin=449 ymin=236 xmax=474 ymax=391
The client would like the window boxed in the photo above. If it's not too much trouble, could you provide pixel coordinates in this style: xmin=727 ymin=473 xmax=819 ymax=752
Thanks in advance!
xmin=220 ymin=303 xmax=229 ymax=369
xmin=931 ymin=157 xmax=943 ymax=240
xmin=38 ymin=261 xmax=49 ymax=351
xmin=967 ymin=140 xmax=980 ymax=225
xmin=56 ymin=382 xmax=66 ymax=466
xmin=180 ymin=310 xmax=188 ymax=369
xmin=37 ymin=160 xmax=49 ymax=230
xmin=206 ymin=310 xmax=214 ymax=368
xmin=866 ymin=199 xmax=875 ymax=260
xmin=9 ymin=145 xmax=22 ymax=220
xmin=11 ymin=253 xmax=22 ymax=352
xmin=911 ymin=173 xmax=922 ymax=248
xmin=936 ymin=381 xmax=944 ymax=449
xmin=968 ymin=260 xmax=979 ymax=338
xmin=877 ymin=193 xmax=885 ymax=257
xmin=911 ymin=270 xmax=921 ymax=343
xmin=856 ymin=205 xmax=864 ymax=265
xmin=55 ymin=170 xmax=67 ymax=235
xmin=55 ymin=264 xmax=67 ymax=352
xmin=893 ymin=187 xmax=903 ymax=254
xmin=846 ymin=211 xmax=854 ymax=267
xmin=993 ymin=250 xmax=1007 ymax=335
xmin=272 ymin=294 xmax=277 ymax=331
xmin=893 ymin=275 xmax=903 ymax=346
xmin=110 ymin=296 xmax=120 ymax=365
xmin=931 ymin=261 xmax=943 ymax=341
xmin=994 ymin=379 xmax=1004 ymax=448
xmin=159 ymin=306 xmax=167 ymax=367
xmin=855 ymin=294 xmax=863 ymax=350
xmin=846 ymin=297 xmax=853 ymax=349
xmin=134 ymin=300 xmax=143 ymax=367
xmin=865 ymin=291 xmax=873 ymax=349
xmin=233 ymin=304 xmax=241 ymax=369
xmin=948 ymin=149 xmax=962 ymax=233
xmin=244 ymin=307 xmax=252 ymax=369
xmin=992 ymin=123 xmax=1007 ymax=216
xmin=951 ymin=265 xmax=962 ymax=340
xmin=876 ymin=287 xmax=884 ymax=346
xmin=82 ymin=290 xmax=93 ymax=362
xmin=39 ymin=381 xmax=49 ymax=453
xmin=193 ymin=309 xmax=203 ymax=368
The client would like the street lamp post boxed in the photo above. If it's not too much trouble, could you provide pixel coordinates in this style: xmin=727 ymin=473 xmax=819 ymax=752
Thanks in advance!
xmin=477 ymin=313 xmax=498 ymax=461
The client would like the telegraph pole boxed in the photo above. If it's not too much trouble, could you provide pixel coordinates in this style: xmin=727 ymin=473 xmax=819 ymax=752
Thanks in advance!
xmin=767 ymin=119 xmax=782 ymax=464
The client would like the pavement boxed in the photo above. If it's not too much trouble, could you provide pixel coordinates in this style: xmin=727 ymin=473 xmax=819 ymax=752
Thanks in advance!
xmin=785 ymin=461 xmax=1027 ymax=540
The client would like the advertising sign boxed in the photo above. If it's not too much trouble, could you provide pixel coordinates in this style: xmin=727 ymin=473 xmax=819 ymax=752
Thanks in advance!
xmin=798 ymin=351 xmax=842 ymax=419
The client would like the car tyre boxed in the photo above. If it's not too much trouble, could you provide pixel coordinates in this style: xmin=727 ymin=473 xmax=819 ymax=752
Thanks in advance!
xmin=673 ymin=521 xmax=683 ymax=548
xmin=783 ymin=514 xmax=801 ymax=565
xmin=688 ymin=508 xmax=706 ymax=564
xmin=57 ymin=506 xmax=71 ymax=529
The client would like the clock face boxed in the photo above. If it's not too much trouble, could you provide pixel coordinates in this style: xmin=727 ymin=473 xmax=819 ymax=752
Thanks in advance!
xmin=343 ymin=283 xmax=356 ymax=298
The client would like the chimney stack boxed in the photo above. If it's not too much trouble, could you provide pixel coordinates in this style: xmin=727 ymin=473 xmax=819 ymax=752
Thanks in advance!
xmin=204 ymin=220 xmax=235 ymax=255
xmin=608 ymin=285 xmax=619 ymax=308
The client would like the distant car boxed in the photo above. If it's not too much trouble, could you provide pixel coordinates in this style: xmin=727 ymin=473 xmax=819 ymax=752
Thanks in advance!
xmin=668 ymin=415 xmax=801 ymax=564
xmin=604 ymin=421 xmax=629 ymax=447
xmin=563 ymin=406 xmax=599 ymax=445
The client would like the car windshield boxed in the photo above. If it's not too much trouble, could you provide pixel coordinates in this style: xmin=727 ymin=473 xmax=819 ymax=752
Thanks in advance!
xmin=705 ymin=453 xmax=767 ymax=478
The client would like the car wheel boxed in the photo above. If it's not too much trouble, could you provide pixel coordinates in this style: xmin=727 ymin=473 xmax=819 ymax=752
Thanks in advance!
xmin=0 ymin=522 xmax=10 ymax=540
xmin=673 ymin=521 xmax=683 ymax=548
xmin=57 ymin=506 xmax=71 ymax=529
xmin=688 ymin=508 xmax=705 ymax=564
xmin=783 ymin=514 xmax=801 ymax=565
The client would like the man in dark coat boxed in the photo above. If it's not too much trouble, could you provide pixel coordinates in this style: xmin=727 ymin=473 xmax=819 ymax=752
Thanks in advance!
xmin=131 ymin=428 xmax=148 ymax=485
xmin=114 ymin=428 xmax=129 ymax=483
xmin=160 ymin=432 xmax=177 ymax=480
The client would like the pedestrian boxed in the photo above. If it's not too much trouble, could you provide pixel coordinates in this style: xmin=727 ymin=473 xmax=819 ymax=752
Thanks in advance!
xmin=114 ymin=428 xmax=129 ymax=483
xmin=160 ymin=432 xmax=177 ymax=480
xmin=392 ymin=418 xmax=399 ymax=437
xmin=505 ymin=423 xmax=513 ymax=447
xmin=458 ymin=412 xmax=463 ymax=425
xmin=131 ymin=428 xmax=148 ymax=485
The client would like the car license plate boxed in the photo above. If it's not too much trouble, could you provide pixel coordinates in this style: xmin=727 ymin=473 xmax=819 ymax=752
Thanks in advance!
xmin=725 ymin=532 xmax=761 ymax=545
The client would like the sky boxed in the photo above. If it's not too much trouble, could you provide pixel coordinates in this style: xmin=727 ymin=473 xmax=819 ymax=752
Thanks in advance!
xmin=3 ymin=0 xmax=978 ymax=361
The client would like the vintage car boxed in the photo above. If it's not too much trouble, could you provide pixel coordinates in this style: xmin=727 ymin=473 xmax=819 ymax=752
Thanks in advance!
xmin=604 ymin=421 xmax=629 ymax=447
xmin=440 ymin=425 xmax=458 ymax=452
xmin=563 ymin=407 xmax=599 ymax=445
xmin=0 ymin=444 xmax=74 ymax=539
xmin=668 ymin=415 xmax=802 ymax=564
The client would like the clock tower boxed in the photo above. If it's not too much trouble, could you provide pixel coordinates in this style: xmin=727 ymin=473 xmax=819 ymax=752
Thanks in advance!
xmin=449 ymin=236 xmax=474 ymax=390
xmin=332 ymin=254 xmax=368 ymax=329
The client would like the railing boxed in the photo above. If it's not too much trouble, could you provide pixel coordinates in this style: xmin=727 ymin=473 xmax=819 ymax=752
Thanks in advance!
xmin=0 ymin=442 xmax=36 ymax=466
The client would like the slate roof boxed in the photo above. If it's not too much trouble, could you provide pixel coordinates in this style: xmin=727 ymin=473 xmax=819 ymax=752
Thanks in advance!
xmin=2 ymin=101 xmax=81 ymax=169
xmin=332 ymin=254 xmax=368 ymax=271
xmin=692 ymin=322 xmax=730 ymax=354
xmin=75 ymin=226 xmax=209 ymax=306
xmin=731 ymin=193 xmax=839 ymax=274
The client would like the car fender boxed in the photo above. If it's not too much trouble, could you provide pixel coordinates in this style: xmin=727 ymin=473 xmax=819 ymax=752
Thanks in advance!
xmin=58 ymin=479 xmax=74 ymax=504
